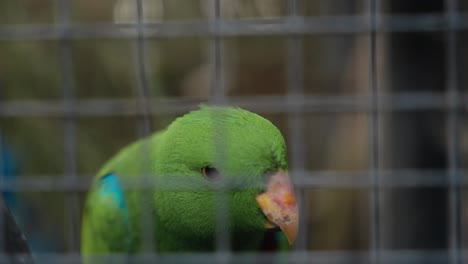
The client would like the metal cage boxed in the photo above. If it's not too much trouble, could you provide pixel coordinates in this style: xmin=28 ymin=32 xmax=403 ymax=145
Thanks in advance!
xmin=0 ymin=0 xmax=466 ymax=263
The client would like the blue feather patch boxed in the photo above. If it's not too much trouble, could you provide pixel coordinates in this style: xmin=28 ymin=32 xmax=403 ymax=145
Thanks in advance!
xmin=98 ymin=173 xmax=132 ymax=251
xmin=99 ymin=173 xmax=127 ymax=210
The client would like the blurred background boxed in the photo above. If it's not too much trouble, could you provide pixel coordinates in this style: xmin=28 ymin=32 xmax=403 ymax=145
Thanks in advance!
xmin=0 ymin=0 xmax=467 ymax=262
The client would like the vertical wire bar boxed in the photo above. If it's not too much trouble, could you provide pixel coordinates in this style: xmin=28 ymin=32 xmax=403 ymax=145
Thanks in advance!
xmin=369 ymin=0 xmax=380 ymax=262
xmin=56 ymin=0 xmax=79 ymax=253
xmin=286 ymin=0 xmax=307 ymax=254
xmin=210 ymin=0 xmax=227 ymax=102
xmin=446 ymin=0 xmax=462 ymax=263
xmin=134 ymin=0 xmax=156 ymax=254
xmin=209 ymin=1 xmax=231 ymax=260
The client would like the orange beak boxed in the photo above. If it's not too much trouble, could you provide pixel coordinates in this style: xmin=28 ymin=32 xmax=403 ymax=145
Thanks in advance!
xmin=256 ymin=170 xmax=298 ymax=245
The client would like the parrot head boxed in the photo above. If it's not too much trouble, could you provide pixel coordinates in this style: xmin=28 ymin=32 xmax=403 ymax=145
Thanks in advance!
xmin=152 ymin=106 xmax=298 ymax=250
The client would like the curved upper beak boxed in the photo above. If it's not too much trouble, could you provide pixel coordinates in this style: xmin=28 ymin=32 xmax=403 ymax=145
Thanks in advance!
xmin=256 ymin=169 xmax=298 ymax=245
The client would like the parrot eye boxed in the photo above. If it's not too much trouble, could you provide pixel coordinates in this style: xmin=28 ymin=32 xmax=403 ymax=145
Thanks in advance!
xmin=201 ymin=166 xmax=220 ymax=181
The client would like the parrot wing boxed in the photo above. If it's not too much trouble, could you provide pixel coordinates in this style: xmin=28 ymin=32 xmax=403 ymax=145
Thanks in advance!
xmin=82 ymin=133 xmax=162 ymax=257
xmin=81 ymin=173 xmax=132 ymax=254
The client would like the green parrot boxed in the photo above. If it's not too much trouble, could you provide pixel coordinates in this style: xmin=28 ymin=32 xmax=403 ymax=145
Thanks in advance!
xmin=81 ymin=106 xmax=298 ymax=259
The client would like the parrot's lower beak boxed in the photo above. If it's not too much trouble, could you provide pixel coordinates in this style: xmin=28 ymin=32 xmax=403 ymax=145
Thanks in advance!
xmin=256 ymin=170 xmax=298 ymax=245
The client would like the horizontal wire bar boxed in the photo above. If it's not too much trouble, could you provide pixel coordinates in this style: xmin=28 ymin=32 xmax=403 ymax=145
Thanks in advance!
xmin=0 ymin=14 xmax=467 ymax=41
xmin=0 ymin=92 xmax=465 ymax=117
xmin=2 ymin=250 xmax=466 ymax=264
xmin=1 ymin=170 xmax=467 ymax=192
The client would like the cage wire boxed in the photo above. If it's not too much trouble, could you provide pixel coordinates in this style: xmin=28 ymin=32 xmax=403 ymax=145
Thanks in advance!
xmin=0 ymin=0 xmax=467 ymax=263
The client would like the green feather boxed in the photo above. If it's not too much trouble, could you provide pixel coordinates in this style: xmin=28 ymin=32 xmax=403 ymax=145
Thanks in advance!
xmin=81 ymin=106 xmax=289 ymax=258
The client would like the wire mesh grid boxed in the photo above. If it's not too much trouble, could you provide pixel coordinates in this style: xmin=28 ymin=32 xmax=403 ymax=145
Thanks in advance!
xmin=0 ymin=0 xmax=467 ymax=263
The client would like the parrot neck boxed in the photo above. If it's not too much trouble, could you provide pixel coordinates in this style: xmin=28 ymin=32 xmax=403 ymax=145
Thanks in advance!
xmin=154 ymin=228 xmax=215 ymax=252
xmin=153 ymin=225 xmax=266 ymax=252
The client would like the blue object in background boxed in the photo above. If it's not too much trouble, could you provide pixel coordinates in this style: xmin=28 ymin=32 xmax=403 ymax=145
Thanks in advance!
xmin=0 ymin=142 xmax=64 ymax=253
xmin=0 ymin=143 xmax=18 ymax=208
